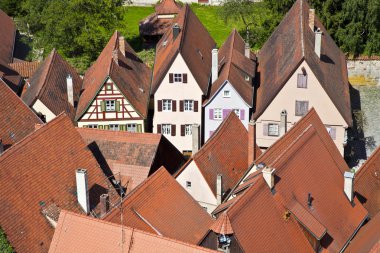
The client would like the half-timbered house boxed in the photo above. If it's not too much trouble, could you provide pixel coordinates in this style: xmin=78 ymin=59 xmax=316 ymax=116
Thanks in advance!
xmin=76 ymin=31 xmax=151 ymax=132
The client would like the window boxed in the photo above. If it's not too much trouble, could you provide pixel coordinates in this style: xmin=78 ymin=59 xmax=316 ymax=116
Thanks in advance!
xmin=109 ymin=124 xmax=119 ymax=131
xmin=233 ymin=109 xmax=240 ymax=119
xmin=105 ymin=100 xmax=115 ymax=111
xmin=297 ymin=74 xmax=307 ymax=88
xmin=295 ymin=101 xmax=309 ymax=116
xmin=184 ymin=100 xmax=194 ymax=111
xmin=88 ymin=124 xmax=98 ymax=129
xmin=268 ymin=123 xmax=279 ymax=136
xmin=162 ymin=124 xmax=171 ymax=135
xmin=214 ymin=108 xmax=222 ymax=120
xmin=185 ymin=125 xmax=192 ymax=136
xmin=127 ymin=124 xmax=137 ymax=132
xmin=106 ymin=84 xmax=112 ymax=90
xmin=223 ymin=90 xmax=231 ymax=97
xmin=162 ymin=99 xmax=172 ymax=111
xmin=186 ymin=181 xmax=191 ymax=188
xmin=174 ymin=73 xmax=182 ymax=82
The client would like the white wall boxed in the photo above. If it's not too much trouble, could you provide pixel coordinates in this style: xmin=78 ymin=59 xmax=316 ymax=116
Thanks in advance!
xmin=256 ymin=61 xmax=348 ymax=154
xmin=153 ymin=54 xmax=204 ymax=152
xmin=32 ymin=99 xmax=56 ymax=122
xmin=176 ymin=160 xmax=217 ymax=213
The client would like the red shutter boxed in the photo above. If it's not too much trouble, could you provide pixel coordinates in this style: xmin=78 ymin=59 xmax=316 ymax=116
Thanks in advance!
xmin=157 ymin=124 xmax=161 ymax=134
xmin=183 ymin=74 xmax=188 ymax=83
xmin=180 ymin=100 xmax=184 ymax=111
xmin=171 ymin=125 xmax=176 ymax=136
xmin=194 ymin=101 xmax=199 ymax=112
xmin=172 ymin=100 xmax=177 ymax=111
xmin=169 ymin=74 xmax=174 ymax=83
xmin=263 ymin=123 xmax=268 ymax=136
xmin=158 ymin=100 xmax=162 ymax=112
xmin=181 ymin=125 xmax=185 ymax=136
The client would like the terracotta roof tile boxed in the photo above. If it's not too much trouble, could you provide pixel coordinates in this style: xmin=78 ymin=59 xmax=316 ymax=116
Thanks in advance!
xmin=0 ymin=59 xmax=23 ymax=93
xmin=209 ymin=211 xmax=233 ymax=235
xmin=0 ymin=114 xmax=118 ymax=253
xmin=22 ymin=49 xmax=82 ymax=121
xmin=0 ymin=9 xmax=15 ymax=63
xmin=151 ymin=5 xmax=216 ymax=95
xmin=0 ymin=79 xmax=42 ymax=150
xmin=155 ymin=0 xmax=181 ymax=15
xmin=9 ymin=61 xmax=40 ymax=78
xmin=49 ymin=210 xmax=217 ymax=253
xmin=76 ymin=31 xmax=151 ymax=120
xmin=77 ymin=128 xmax=185 ymax=190
xmin=254 ymin=0 xmax=352 ymax=126
xmin=355 ymin=146 xmax=380 ymax=218
xmin=104 ymin=167 xmax=213 ymax=244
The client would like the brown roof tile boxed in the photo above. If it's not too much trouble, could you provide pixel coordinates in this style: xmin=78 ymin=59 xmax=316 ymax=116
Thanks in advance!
xmin=151 ymin=5 xmax=216 ymax=95
xmin=104 ymin=167 xmax=214 ymax=244
xmin=355 ymin=146 xmax=380 ymax=218
xmin=139 ymin=14 xmax=175 ymax=36
xmin=77 ymin=128 xmax=185 ymax=190
xmin=254 ymin=0 xmax=352 ymax=126
xmin=76 ymin=31 xmax=151 ymax=120
xmin=22 ymin=49 xmax=82 ymax=121
xmin=155 ymin=0 xmax=181 ymax=15
xmin=49 ymin=210 xmax=217 ymax=253
xmin=0 ymin=9 xmax=15 ymax=63
xmin=0 ymin=79 xmax=42 ymax=150
xmin=9 ymin=61 xmax=40 ymax=78
xmin=0 ymin=59 xmax=23 ymax=93
xmin=0 ymin=114 xmax=118 ymax=253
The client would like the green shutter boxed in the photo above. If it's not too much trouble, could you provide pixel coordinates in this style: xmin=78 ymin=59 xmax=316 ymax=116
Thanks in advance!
xmin=116 ymin=101 xmax=121 ymax=112
xmin=137 ymin=124 xmax=142 ymax=133
xmin=100 ymin=101 xmax=106 ymax=112
xmin=104 ymin=125 xmax=110 ymax=130
xmin=98 ymin=125 xmax=104 ymax=129
xmin=120 ymin=125 xmax=126 ymax=131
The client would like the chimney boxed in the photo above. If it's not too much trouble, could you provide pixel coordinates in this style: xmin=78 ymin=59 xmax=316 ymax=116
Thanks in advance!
xmin=0 ymin=139 xmax=4 ymax=155
xmin=344 ymin=171 xmax=355 ymax=202
xmin=211 ymin=48 xmax=218 ymax=83
xmin=118 ymin=36 xmax=126 ymax=56
xmin=248 ymin=120 xmax=257 ymax=167
xmin=76 ymin=169 xmax=90 ymax=214
xmin=100 ymin=194 xmax=109 ymax=217
xmin=192 ymin=124 xmax=200 ymax=156
xmin=279 ymin=110 xmax=287 ymax=136
xmin=309 ymin=9 xmax=315 ymax=31
xmin=112 ymin=49 xmax=119 ymax=65
xmin=262 ymin=167 xmax=275 ymax=189
xmin=172 ymin=23 xmax=180 ymax=41
xmin=66 ymin=74 xmax=74 ymax=107
xmin=216 ymin=174 xmax=222 ymax=205
xmin=245 ymin=42 xmax=250 ymax=58
xmin=314 ymin=28 xmax=322 ymax=59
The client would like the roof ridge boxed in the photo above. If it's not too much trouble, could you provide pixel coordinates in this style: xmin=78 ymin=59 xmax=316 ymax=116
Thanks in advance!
xmin=300 ymin=0 xmax=305 ymax=57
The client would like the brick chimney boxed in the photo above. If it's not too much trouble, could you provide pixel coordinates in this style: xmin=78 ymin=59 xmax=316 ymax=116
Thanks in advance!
xmin=309 ymin=9 xmax=315 ymax=31
xmin=100 ymin=194 xmax=109 ymax=217
xmin=315 ymin=28 xmax=323 ymax=59
xmin=66 ymin=74 xmax=74 ymax=107
xmin=119 ymin=36 xmax=126 ymax=56
xmin=172 ymin=23 xmax=180 ymax=41
xmin=279 ymin=110 xmax=287 ymax=136
xmin=211 ymin=48 xmax=218 ymax=83
xmin=262 ymin=167 xmax=275 ymax=189
xmin=344 ymin=171 xmax=355 ymax=202
xmin=216 ymin=174 xmax=222 ymax=205
xmin=192 ymin=124 xmax=200 ymax=156
xmin=76 ymin=169 xmax=90 ymax=214
xmin=248 ymin=120 xmax=257 ymax=167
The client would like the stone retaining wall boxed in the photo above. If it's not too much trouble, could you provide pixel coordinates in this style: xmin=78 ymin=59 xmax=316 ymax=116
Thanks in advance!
xmin=347 ymin=60 xmax=380 ymax=85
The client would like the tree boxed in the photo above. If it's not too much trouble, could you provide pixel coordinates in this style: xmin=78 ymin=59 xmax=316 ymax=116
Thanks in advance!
xmin=0 ymin=0 xmax=23 ymax=17
xmin=0 ymin=228 xmax=13 ymax=253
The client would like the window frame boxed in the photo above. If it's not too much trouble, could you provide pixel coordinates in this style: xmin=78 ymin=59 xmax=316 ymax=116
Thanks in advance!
xmin=297 ymin=73 xmax=308 ymax=88
xmin=88 ymin=124 xmax=98 ymax=129
xmin=174 ymin=73 xmax=183 ymax=83
xmin=213 ymin=108 xmax=222 ymax=120
xmin=162 ymin=124 xmax=172 ymax=135
xmin=162 ymin=99 xmax=172 ymax=112
xmin=127 ymin=123 xmax=137 ymax=132
xmin=185 ymin=124 xmax=192 ymax=136
xmin=186 ymin=181 xmax=191 ymax=188
xmin=295 ymin=100 xmax=309 ymax=116
xmin=184 ymin=100 xmax=194 ymax=112
xmin=223 ymin=90 xmax=231 ymax=98
xmin=268 ymin=123 xmax=279 ymax=137
xmin=105 ymin=100 xmax=116 ymax=111
xmin=109 ymin=124 xmax=119 ymax=131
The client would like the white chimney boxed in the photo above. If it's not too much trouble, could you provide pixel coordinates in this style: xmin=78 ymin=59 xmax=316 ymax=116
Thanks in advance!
xmin=216 ymin=174 xmax=222 ymax=205
xmin=309 ymin=9 xmax=315 ymax=31
xmin=315 ymin=28 xmax=322 ymax=58
xmin=344 ymin=171 xmax=355 ymax=202
xmin=76 ymin=169 xmax=90 ymax=214
xmin=66 ymin=74 xmax=74 ymax=107
xmin=192 ymin=124 xmax=200 ymax=156
xmin=280 ymin=110 xmax=287 ymax=136
xmin=262 ymin=167 xmax=275 ymax=189
xmin=211 ymin=48 xmax=218 ymax=83
xmin=118 ymin=36 xmax=126 ymax=56
xmin=0 ymin=139 xmax=4 ymax=155
xmin=245 ymin=42 xmax=250 ymax=58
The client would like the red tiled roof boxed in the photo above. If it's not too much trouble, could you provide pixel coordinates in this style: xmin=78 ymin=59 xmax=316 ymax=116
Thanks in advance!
xmin=49 ymin=210 xmax=217 ymax=253
xmin=0 ymin=79 xmax=42 ymax=150
xmin=76 ymin=31 xmax=151 ymax=120
xmin=205 ymin=30 xmax=256 ymax=107
xmin=0 ymin=9 xmax=15 ymax=63
xmin=151 ymin=5 xmax=216 ymax=95
xmin=355 ymin=146 xmax=380 ymax=218
xmin=206 ymin=108 xmax=368 ymax=252
xmin=155 ymin=0 xmax=181 ymax=15
xmin=254 ymin=0 xmax=352 ymax=126
xmin=346 ymin=212 xmax=380 ymax=253
xmin=0 ymin=114 xmax=118 ymax=253
xmin=209 ymin=211 xmax=233 ymax=235
xmin=104 ymin=167 xmax=213 ymax=244
xmin=9 ymin=61 xmax=40 ymax=78
xmin=22 ymin=49 xmax=82 ymax=121
xmin=77 ymin=128 xmax=185 ymax=190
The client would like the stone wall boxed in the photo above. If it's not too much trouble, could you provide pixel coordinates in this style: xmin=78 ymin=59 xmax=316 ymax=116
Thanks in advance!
xmin=347 ymin=60 xmax=380 ymax=85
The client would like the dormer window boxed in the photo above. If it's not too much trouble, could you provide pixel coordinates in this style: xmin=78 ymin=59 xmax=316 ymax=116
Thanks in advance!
xmin=223 ymin=90 xmax=231 ymax=97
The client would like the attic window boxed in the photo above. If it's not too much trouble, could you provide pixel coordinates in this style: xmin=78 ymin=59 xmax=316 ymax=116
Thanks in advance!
xmin=186 ymin=181 xmax=192 ymax=188
xmin=223 ymin=90 xmax=231 ymax=97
